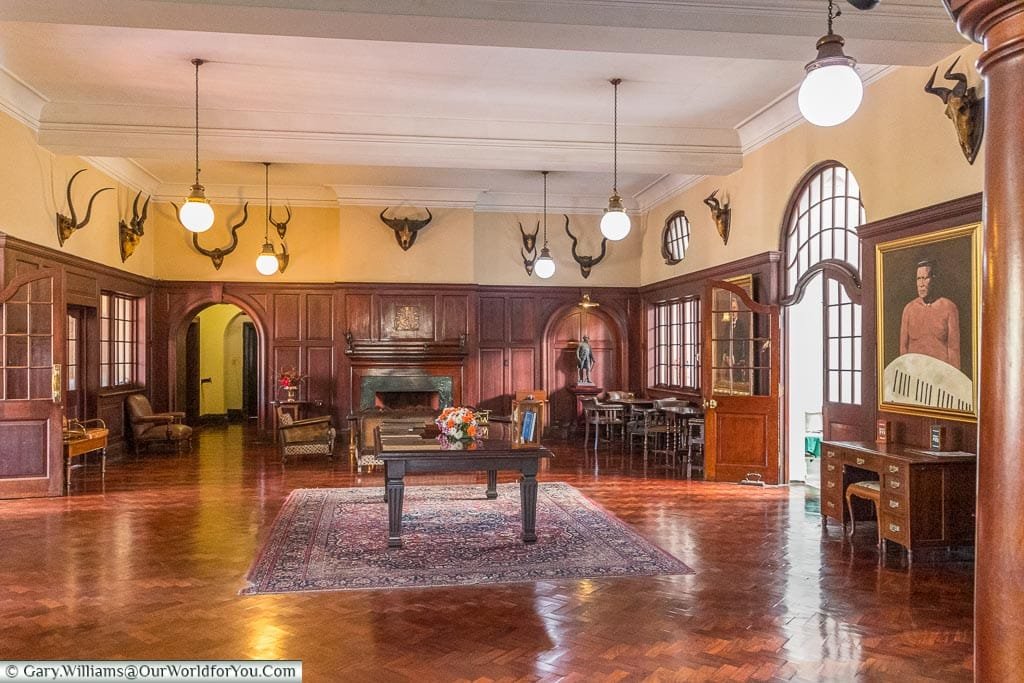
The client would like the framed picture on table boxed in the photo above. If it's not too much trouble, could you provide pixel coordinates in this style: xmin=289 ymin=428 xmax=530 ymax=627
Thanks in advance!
xmin=876 ymin=223 xmax=980 ymax=421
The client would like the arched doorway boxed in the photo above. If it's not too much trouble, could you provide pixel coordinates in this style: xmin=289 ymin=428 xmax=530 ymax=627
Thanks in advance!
xmin=177 ymin=304 xmax=258 ymax=426
xmin=780 ymin=161 xmax=865 ymax=486
xmin=544 ymin=305 xmax=624 ymax=427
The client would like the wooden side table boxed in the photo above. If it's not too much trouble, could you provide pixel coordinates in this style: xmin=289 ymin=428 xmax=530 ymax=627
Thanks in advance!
xmin=63 ymin=419 xmax=108 ymax=494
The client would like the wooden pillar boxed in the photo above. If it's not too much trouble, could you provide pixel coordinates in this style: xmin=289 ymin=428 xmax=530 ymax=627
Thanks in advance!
xmin=943 ymin=2 xmax=1024 ymax=679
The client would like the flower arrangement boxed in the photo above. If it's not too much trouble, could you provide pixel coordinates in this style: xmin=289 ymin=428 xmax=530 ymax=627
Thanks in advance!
xmin=435 ymin=406 xmax=479 ymax=443
xmin=278 ymin=367 xmax=305 ymax=389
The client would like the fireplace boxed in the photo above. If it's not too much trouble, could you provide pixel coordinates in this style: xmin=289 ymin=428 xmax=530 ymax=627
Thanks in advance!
xmin=357 ymin=374 xmax=454 ymax=411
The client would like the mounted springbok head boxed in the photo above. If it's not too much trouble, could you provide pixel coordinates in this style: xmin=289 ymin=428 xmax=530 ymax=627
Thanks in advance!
xmin=270 ymin=204 xmax=292 ymax=240
xmin=924 ymin=56 xmax=985 ymax=165
xmin=519 ymin=221 xmax=539 ymax=253
xmin=56 ymin=169 xmax=113 ymax=246
xmin=564 ymin=215 xmax=607 ymax=279
xmin=380 ymin=207 xmax=432 ymax=251
xmin=521 ymin=247 xmax=538 ymax=276
xmin=703 ymin=190 xmax=731 ymax=245
xmin=118 ymin=191 xmax=150 ymax=263
xmin=175 ymin=202 xmax=249 ymax=270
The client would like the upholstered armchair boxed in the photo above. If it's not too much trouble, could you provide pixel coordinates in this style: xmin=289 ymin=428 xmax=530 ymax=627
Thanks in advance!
xmin=277 ymin=407 xmax=336 ymax=463
xmin=125 ymin=394 xmax=193 ymax=454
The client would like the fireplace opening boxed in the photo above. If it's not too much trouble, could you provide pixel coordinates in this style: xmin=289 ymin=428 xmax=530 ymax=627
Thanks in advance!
xmin=374 ymin=391 xmax=440 ymax=410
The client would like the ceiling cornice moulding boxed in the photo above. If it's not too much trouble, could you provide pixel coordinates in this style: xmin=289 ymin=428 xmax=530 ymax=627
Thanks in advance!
xmin=83 ymin=156 xmax=162 ymax=196
xmin=329 ymin=185 xmax=485 ymax=209
xmin=0 ymin=67 xmax=47 ymax=131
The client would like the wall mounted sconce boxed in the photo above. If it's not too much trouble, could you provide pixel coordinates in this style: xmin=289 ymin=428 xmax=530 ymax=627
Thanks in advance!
xmin=924 ymin=56 xmax=985 ymax=165
xmin=118 ymin=190 xmax=150 ymax=262
xmin=703 ymin=190 xmax=731 ymax=245
xmin=56 ymin=169 xmax=112 ymax=247
xmin=578 ymin=293 xmax=600 ymax=309
xmin=565 ymin=215 xmax=607 ymax=279
xmin=380 ymin=207 xmax=432 ymax=251
xmin=183 ymin=202 xmax=249 ymax=269
xmin=798 ymin=0 xmax=863 ymax=127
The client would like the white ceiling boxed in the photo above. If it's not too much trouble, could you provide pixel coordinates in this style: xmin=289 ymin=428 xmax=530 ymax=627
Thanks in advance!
xmin=0 ymin=0 xmax=966 ymax=211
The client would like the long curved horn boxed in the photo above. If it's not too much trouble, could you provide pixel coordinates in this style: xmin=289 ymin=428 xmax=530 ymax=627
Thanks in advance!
xmin=188 ymin=202 xmax=249 ymax=269
xmin=924 ymin=66 xmax=952 ymax=104
xmin=564 ymin=215 xmax=580 ymax=259
xmin=65 ymin=168 xmax=87 ymax=228
xmin=224 ymin=202 xmax=249 ymax=252
xmin=943 ymin=56 xmax=968 ymax=97
xmin=593 ymin=237 xmax=608 ymax=265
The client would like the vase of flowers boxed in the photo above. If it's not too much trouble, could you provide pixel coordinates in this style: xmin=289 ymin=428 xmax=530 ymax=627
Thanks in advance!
xmin=279 ymin=367 xmax=305 ymax=401
xmin=435 ymin=406 xmax=479 ymax=445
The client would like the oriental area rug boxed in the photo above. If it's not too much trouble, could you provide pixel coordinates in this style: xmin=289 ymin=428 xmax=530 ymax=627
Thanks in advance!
xmin=241 ymin=482 xmax=692 ymax=594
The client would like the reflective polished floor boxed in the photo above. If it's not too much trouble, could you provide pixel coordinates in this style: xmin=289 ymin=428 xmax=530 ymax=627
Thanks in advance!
xmin=0 ymin=425 xmax=973 ymax=681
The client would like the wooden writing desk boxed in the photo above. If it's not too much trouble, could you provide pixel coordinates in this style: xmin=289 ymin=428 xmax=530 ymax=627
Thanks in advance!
xmin=63 ymin=420 xmax=108 ymax=494
xmin=821 ymin=440 xmax=976 ymax=563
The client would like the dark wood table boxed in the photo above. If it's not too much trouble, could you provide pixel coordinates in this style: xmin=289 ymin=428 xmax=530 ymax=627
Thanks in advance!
xmin=374 ymin=424 xmax=552 ymax=548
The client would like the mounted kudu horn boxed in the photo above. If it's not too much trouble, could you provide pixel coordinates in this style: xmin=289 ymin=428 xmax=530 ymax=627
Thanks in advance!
xmin=56 ymin=169 xmax=113 ymax=247
xmin=924 ymin=56 xmax=985 ymax=165
xmin=704 ymin=189 xmax=731 ymax=245
xmin=564 ymin=215 xmax=607 ymax=279
xmin=380 ymin=207 xmax=432 ymax=251
xmin=520 ymin=221 xmax=539 ymax=275
xmin=118 ymin=190 xmax=150 ymax=262
xmin=172 ymin=202 xmax=249 ymax=270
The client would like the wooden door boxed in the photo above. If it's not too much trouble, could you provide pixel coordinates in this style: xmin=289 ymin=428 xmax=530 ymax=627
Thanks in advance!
xmin=185 ymin=320 xmax=200 ymax=424
xmin=0 ymin=268 xmax=65 ymax=499
xmin=822 ymin=275 xmax=867 ymax=441
xmin=702 ymin=279 xmax=781 ymax=484
xmin=242 ymin=322 xmax=258 ymax=420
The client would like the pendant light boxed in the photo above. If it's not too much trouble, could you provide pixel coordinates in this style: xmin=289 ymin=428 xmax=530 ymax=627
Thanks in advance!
xmin=600 ymin=78 xmax=630 ymax=241
xmin=534 ymin=171 xmax=556 ymax=279
xmin=256 ymin=162 xmax=281 ymax=276
xmin=798 ymin=0 xmax=863 ymax=127
xmin=179 ymin=58 xmax=215 ymax=232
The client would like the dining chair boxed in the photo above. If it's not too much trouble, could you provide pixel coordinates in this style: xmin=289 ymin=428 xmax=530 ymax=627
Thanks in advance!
xmin=581 ymin=397 xmax=624 ymax=450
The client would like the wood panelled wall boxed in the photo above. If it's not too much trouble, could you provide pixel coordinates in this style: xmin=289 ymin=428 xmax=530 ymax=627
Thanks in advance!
xmin=857 ymin=193 xmax=981 ymax=452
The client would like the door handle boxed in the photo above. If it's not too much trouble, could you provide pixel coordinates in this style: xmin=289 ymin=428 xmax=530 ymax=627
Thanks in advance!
xmin=52 ymin=363 xmax=62 ymax=404
xmin=702 ymin=399 xmax=718 ymax=410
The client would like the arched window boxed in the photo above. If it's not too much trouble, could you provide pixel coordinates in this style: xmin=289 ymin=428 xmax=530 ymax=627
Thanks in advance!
xmin=782 ymin=162 xmax=865 ymax=405
xmin=784 ymin=163 xmax=864 ymax=299
xmin=661 ymin=211 xmax=690 ymax=265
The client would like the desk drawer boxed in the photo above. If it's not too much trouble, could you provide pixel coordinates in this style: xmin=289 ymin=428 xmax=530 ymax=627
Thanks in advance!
xmin=846 ymin=451 xmax=880 ymax=472
xmin=881 ymin=513 xmax=910 ymax=547
xmin=882 ymin=492 xmax=908 ymax=517
xmin=883 ymin=472 xmax=906 ymax=494
xmin=822 ymin=494 xmax=842 ymax=521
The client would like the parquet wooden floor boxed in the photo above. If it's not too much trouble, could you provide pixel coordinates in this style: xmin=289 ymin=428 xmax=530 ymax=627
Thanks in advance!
xmin=0 ymin=425 xmax=973 ymax=682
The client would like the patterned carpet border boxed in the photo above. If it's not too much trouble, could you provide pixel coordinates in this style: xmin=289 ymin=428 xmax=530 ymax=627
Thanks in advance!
xmin=241 ymin=482 xmax=692 ymax=594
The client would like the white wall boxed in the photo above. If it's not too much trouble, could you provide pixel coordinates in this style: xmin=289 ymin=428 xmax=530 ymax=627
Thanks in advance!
xmin=786 ymin=273 xmax=824 ymax=483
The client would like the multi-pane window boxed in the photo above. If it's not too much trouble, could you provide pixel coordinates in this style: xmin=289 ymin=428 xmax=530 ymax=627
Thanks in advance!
xmin=662 ymin=211 xmax=691 ymax=264
xmin=784 ymin=162 xmax=865 ymax=406
xmin=67 ymin=314 xmax=78 ymax=391
xmin=784 ymin=163 xmax=864 ymax=298
xmin=100 ymin=293 xmax=139 ymax=387
xmin=653 ymin=297 xmax=701 ymax=390
xmin=826 ymin=279 xmax=862 ymax=404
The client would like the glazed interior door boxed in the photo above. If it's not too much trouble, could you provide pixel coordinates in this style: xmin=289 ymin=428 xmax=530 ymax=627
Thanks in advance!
xmin=702 ymin=279 xmax=781 ymax=484
xmin=822 ymin=275 xmax=867 ymax=441
xmin=0 ymin=268 xmax=65 ymax=499
xmin=65 ymin=306 xmax=85 ymax=421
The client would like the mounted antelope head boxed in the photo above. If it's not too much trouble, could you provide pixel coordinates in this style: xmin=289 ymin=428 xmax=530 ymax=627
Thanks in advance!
xmin=56 ymin=169 xmax=113 ymax=246
xmin=521 ymin=247 xmax=537 ymax=276
xmin=270 ymin=204 xmax=292 ymax=240
xmin=175 ymin=202 xmax=249 ymax=270
xmin=519 ymin=221 xmax=539 ymax=253
xmin=704 ymin=190 xmax=731 ymax=245
xmin=925 ymin=56 xmax=985 ymax=165
xmin=118 ymin=191 xmax=150 ymax=263
xmin=380 ymin=207 xmax=432 ymax=251
xmin=564 ymin=215 xmax=607 ymax=279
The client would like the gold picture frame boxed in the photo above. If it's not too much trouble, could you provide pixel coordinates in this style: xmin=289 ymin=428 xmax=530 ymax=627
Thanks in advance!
xmin=876 ymin=223 xmax=980 ymax=422
xmin=711 ymin=274 xmax=755 ymax=396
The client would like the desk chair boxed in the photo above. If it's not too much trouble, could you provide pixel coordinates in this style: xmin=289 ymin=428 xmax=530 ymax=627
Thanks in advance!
xmin=846 ymin=480 xmax=883 ymax=547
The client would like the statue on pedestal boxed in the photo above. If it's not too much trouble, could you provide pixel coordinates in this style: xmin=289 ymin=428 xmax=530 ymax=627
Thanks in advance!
xmin=576 ymin=335 xmax=595 ymax=385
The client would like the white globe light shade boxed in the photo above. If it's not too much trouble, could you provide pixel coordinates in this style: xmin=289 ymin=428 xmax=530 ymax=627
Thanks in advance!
xmin=798 ymin=63 xmax=863 ymax=127
xmin=256 ymin=245 xmax=279 ymax=276
xmin=179 ymin=198 xmax=215 ymax=233
xmin=534 ymin=254 xmax=556 ymax=279
xmin=600 ymin=209 xmax=631 ymax=241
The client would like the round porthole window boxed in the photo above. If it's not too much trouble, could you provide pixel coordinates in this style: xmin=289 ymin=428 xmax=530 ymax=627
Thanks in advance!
xmin=661 ymin=210 xmax=690 ymax=265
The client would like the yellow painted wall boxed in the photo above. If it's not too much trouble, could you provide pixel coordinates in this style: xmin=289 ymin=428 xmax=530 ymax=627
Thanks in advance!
xmin=0 ymin=111 xmax=156 ymax=277
xmin=641 ymin=45 xmax=985 ymax=286
xmin=195 ymin=304 xmax=249 ymax=416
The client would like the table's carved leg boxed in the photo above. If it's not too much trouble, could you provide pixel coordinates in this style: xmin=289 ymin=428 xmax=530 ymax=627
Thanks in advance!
xmin=486 ymin=470 xmax=498 ymax=499
xmin=520 ymin=464 xmax=539 ymax=543
xmin=386 ymin=461 xmax=406 ymax=548
xmin=65 ymin=454 xmax=71 ymax=495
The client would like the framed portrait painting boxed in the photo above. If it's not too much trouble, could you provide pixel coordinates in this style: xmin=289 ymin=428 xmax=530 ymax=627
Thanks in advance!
xmin=876 ymin=223 xmax=980 ymax=421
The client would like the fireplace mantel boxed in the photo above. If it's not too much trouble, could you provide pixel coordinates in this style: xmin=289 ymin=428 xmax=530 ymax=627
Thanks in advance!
xmin=344 ymin=333 xmax=468 ymax=362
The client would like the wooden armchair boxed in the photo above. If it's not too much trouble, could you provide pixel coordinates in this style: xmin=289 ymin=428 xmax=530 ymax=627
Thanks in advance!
xmin=125 ymin=394 xmax=193 ymax=454
xmin=277 ymin=407 xmax=336 ymax=463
